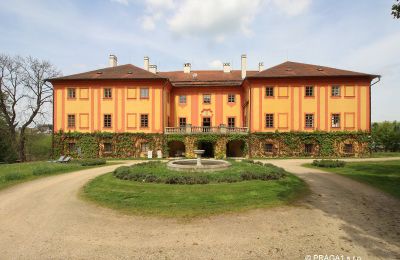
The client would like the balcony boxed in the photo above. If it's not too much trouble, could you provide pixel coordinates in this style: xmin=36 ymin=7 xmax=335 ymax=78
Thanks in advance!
xmin=165 ymin=124 xmax=249 ymax=135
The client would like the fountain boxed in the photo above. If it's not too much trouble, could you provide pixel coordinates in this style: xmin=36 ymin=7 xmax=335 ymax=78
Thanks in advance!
xmin=167 ymin=149 xmax=231 ymax=172
xmin=194 ymin=149 xmax=204 ymax=166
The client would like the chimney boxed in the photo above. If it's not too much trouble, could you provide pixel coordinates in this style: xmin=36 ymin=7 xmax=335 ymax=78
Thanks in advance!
xmin=144 ymin=56 xmax=150 ymax=71
xmin=223 ymin=62 xmax=231 ymax=73
xmin=149 ymin=64 xmax=157 ymax=74
xmin=258 ymin=62 xmax=264 ymax=72
xmin=183 ymin=63 xmax=191 ymax=74
xmin=241 ymin=54 xmax=247 ymax=79
xmin=109 ymin=54 xmax=117 ymax=67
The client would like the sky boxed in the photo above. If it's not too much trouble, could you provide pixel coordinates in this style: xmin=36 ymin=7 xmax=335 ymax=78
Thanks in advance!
xmin=0 ymin=0 xmax=399 ymax=122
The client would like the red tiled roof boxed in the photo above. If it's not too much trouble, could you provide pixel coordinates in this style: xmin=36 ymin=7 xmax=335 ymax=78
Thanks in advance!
xmin=49 ymin=64 xmax=166 ymax=81
xmin=49 ymin=61 xmax=379 ymax=85
xmin=249 ymin=61 xmax=379 ymax=79
xmin=159 ymin=70 xmax=258 ymax=87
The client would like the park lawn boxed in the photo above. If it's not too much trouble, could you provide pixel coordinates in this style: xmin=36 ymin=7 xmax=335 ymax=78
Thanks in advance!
xmin=371 ymin=152 xmax=400 ymax=158
xmin=0 ymin=160 xmax=109 ymax=191
xmin=305 ymin=160 xmax=400 ymax=199
xmin=82 ymin=164 xmax=308 ymax=218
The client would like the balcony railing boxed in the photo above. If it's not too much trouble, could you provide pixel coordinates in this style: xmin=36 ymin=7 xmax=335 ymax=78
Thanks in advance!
xmin=165 ymin=125 xmax=249 ymax=134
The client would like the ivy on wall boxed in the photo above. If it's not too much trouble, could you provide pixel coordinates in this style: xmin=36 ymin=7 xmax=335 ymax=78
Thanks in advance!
xmin=53 ymin=131 xmax=164 ymax=158
xmin=54 ymin=131 xmax=370 ymax=159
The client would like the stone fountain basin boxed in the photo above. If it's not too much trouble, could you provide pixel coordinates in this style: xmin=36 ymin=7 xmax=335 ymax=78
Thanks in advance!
xmin=167 ymin=159 xmax=231 ymax=172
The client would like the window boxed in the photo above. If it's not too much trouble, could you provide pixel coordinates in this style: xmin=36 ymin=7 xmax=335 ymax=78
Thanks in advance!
xmin=67 ymin=114 xmax=75 ymax=128
xmin=141 ymin=143 xmax=149 ymax=153
xmin=104 ymin=143 xmax=112 ymax=153
xmin=228 ymin=94 xmax=235 ymax=103
xmin=305 ymin=86 xmax=314 ymax=97
xmin=203 ymin=94 xmax=211 ymax=104
xmin=67 ymin=88 xmax=76 ymax=99
xmin=140 ymin=88 xmax=149 ymax=99
xmin=179 ymin=117 xmax=186 ymax=127
xmin=265 ymin=87 xmax=274 ymax=97
xmin=305 ymin=114 xmax=314 ymax=128
xmin=202 ymin=117 xmax=211 ymax=127
xmin=265 ymin=114 xmax=274 ymax=128
xmin=331 ymin=114 xmax=340 ymax=128
xmin=140 ymin=114 xmax=149 ymax=128
xmin=331 ymin=86 xmax=341 ymax=97
xmin=68 ymin=142 xmax=76 ymax=152
xmin=304 ymin=144 xmax=314 ymax=154
xmin=103 ymin=88 xmax=112 ymax=98
xmin=104 ymin=114 xmax=112 ymax=128
xmin=228 ymin=117 xmax=235 ymax=128
xmin=344 ymin=144 xmax=353 ymax=154
xmin=179 ymin=95 xmax=186 ymax=104
xmin=264 ymin=143 xmax=273 ymax=153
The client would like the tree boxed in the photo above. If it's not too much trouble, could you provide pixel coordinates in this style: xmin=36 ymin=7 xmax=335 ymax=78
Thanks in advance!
xmin=0 ymin=110 xmax=17 ymax=162
xmin=0 ymin=54 xmax=61 ymax=161
xmin=371 ymin=121 xmax=400 ymax=152
xmin=393 ymin=0 xmax=400 ymax=19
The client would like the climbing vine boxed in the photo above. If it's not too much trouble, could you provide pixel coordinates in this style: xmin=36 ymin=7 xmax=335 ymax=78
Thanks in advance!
xmin=53 ymin=131 xmax=370 ymax=159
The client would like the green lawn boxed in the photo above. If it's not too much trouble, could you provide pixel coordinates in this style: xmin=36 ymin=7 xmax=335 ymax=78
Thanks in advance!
xmin=0 ymin=160 xmax=108 ymax=191
xmin=82 ymin=161 xmax=308 ymax=218
xmin=371 ymin=152 xmax=400 ymax=158
xmin=305 ymin=160 xmax=400 ymax=199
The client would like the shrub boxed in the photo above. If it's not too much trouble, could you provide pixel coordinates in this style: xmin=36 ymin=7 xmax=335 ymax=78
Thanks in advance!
xmin=113 ymin=160 xmax=287 ymax=185
xmin=113 ymin=166 xmax=130 ymax=177
xmin=312 ymin=159 xmax=346 ymax=168
xmin=80 ymin=159 xmax=106 ymax=166
xmin=4 ymin=172 xmax=26 ymax=181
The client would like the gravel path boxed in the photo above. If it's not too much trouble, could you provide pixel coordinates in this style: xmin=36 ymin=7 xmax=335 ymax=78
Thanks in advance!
xmin=0 ymin=158 xmax=399 ymax=259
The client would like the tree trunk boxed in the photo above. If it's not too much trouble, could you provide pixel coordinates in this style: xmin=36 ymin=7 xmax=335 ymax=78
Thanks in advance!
xmin=18 ymin=128 xmax=26 ymax=162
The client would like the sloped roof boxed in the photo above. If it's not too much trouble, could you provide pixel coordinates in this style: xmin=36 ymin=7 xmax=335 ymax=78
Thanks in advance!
xmin=248 ymin=61 xmax=379 ymax=79
xmin=159 ymin=70 xmax=258 ymax=87
xmin=49 ymin=64 xmax=166 ymax=81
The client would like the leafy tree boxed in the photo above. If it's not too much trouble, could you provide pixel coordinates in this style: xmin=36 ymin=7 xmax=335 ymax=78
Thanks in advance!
xmin=0 ymin=111 xmax=17 ymax=162
xmin=393 ymin=0 xmax=400 ymax=18
xmin=371 ymin=121 xmax=400 ymax=152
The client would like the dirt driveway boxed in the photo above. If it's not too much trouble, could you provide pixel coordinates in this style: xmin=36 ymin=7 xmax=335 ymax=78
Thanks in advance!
xmin=0 ymin=158 xmax=399 ymax=259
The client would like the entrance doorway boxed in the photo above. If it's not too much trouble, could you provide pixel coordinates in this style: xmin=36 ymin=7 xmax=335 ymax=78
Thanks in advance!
xmin=198 ymin=141 xmax=214 ymax=158
xmin=168 ymin=141 xmax=185 ymax=157
xmin=226 ymin=140 xmax=245 ymax=157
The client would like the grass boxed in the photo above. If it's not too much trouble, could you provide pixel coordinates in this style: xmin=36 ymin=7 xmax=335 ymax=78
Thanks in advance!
xmin=82 ymin=161 xmax=308 ymax=218
xmin=304 ymin=160 xmax=400 ymax=199
xmin=0 ymin=160 xmax=109 ymax=191
xmin=370 ymin=152 xmax=400 ymax=158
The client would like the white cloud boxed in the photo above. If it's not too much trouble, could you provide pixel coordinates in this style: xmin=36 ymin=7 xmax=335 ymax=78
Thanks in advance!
xmin=271 ymin=0 xmax=312 ymax=16
xmin=137 ymin=0 xmax=311 ymax=40
xmin=167 ymin=0 xmax=262 ymax=41
xmin=208 ymin=60 xmax=223 ymax=69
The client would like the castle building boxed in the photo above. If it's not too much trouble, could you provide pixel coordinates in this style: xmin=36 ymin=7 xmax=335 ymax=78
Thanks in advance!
xmin=49 ymin=55 xmax=379 ymax=158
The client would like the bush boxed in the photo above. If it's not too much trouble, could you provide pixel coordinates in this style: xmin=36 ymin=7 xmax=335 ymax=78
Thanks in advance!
xmin=113 ymin=160 xmax=287 ymax=185
xmin=4 ymin=172 xmax=26 ymax=181
xmin=80 ymin=159 xmax=106 ymax=166
xmin=312 ymin=159 xmax=346 ymax=168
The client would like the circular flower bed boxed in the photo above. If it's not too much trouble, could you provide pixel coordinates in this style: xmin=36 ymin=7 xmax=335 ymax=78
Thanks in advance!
xmin=113 ymin=160 xmax=286 ymax=185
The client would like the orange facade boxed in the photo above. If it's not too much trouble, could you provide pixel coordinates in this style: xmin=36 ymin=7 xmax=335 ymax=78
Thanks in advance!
xmin=51 ymin=61 xmax=377 ymax=135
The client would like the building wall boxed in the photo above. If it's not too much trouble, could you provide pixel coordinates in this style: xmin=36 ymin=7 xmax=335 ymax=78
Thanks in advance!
xmin=53 ymin=77 xmax=372 ymax=134
xmin=170 ymin=87 xmax=243 ymax=127
xmin=54 ymin=79 xmax=165 ymax=133
xmin=248 ymin=77 xmax=371 ymax=133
